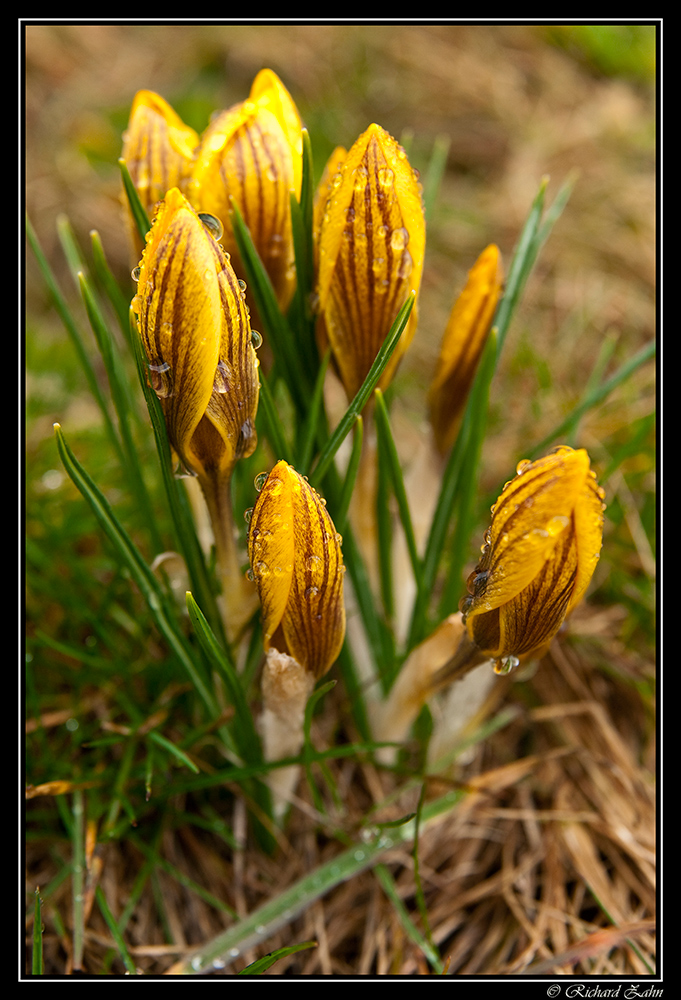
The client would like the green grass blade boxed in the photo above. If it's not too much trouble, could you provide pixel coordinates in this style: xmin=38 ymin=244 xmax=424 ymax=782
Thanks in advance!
xmin=238 ymin=940 xmax=318 ymax=975
xmin=288 ymin=129 xmax=319 ymax=384
xmin=334 ymin=416 xmax=363 ymax=535
xmin=185 ymin=592 xmax=262 ymax=765
xmin=54 ymin=423 xmax=217 ymax=717
xmin=296 ymin=349 xmax=332 ymax=473
xmin=95 ymin=886 xmax=138 ymax=974
xmin=230 ymin=199 xmax=311 ymax=410
xmin=529 ymin=337 xmax=656 ymax=458
xmin=374 ymin=863 xmax=444 ymax=973
xmin=172 ymin=786 xmax=466 ymax=974
xmin=422 ymin=133 xmax=451 ymax=225
xmin=310 ymin=293 xmax=416 ymax=486
xmin=26 ymin=215 xmax=123 ymax=463
xmin=256 ymin=367 xmax=294 ymax=466
xmin=77 ymin=270 xmax=162 ymax=551
xmin=89 ymin=228 xmax=136 ymax=343
xmin=373 ymin=388 xmax=423 ymax=598
xmin=32 ymin=888 xmax=44 ymax=975
xmin=118 ymin=158 xmax=151 ymax=243
xmin=376 ymin=436 xmax=395 ymax=624
xmin=146 ymin=730 xmax=200 ymax=774
xmin=71 ymin=790 xmax=85 ymax=972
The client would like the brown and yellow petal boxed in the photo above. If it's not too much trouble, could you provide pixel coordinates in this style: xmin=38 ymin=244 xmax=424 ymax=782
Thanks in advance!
xmin=315 ymin=123 xmax=426 ymax=401
xmin=134 ymin=187 xmax=259 ymax=484
xmin=121 ymin=90 xmax=199 ymax=254
xmin=428 ymin=244 xmax=504 ymax=454
xmin=190 ymin=70 xmax=304 ymax=313
xmin=248 ymin=462 xmax=346 ymax=679
xmin=461 ymin=446 xmax=605 ymax=663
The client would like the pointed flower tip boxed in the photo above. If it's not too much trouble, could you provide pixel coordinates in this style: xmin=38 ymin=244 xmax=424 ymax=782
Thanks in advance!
xmin=314 ymin=121 xmax=426 ymax=401
xmin=189 ymin=70 xmax=304 ymax=313
xmin=133 ymin=187 xmax=259 ymax=486
xmin=247 ymin=461 xmax=346 ymax=679
xmin=121 ymin=91 xmax=199 ymax=231
xmin=461 ymin=446 xmax=606 ymax=669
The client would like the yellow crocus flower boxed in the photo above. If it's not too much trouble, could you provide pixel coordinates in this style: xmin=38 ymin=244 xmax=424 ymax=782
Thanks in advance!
xmin=459 ymin=446 xmax=606 ymax=672
xmin=428 ymin=244 xmax=504 ymax=454
xmin=133 ymin=186 xmax=259 ymax=489
xmin=315 ymin=123 xmax=426 ymax=401
xmin=190 ymin=69 xmax=304 ymax=314
xmin=247 ymin=461 xmax=346 ymax=680
xmin=121 ymin=90 xmax=199 ymax=256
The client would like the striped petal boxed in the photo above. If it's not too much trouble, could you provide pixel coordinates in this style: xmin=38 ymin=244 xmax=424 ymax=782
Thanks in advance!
xmin=190 ymin=70 xmax=303 ymax=313
xmin=461 ymin=447 xmax=605 ymax=663
xmin=315 ymin=123 xmax=426 ymax=401
xmin=429 ymin=244 xmax=503 ymax=454
xmin=248 ymin=462 xmax=346 ymax=679
xmin=134 ymin=187 xmax=259 ymax=484
xmin=121 ymin=90 xmax=199 ymax=255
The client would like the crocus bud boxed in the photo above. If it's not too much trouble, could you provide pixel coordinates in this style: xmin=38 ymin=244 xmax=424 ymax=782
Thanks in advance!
xmin=428 ymin=244 xmax=504 ymax=454
xmin=133 ymin=187 xmax=259 ymax=491
xmin=247 ymin=461 xmax=346 ymax=680
xmin=315 ymin=123 xmax=426 ymax=401
xmin=190 ymin=69 xmax=304 ymax=314
xmin=460 ymin=446 xmax=606 ymax=673
xmin=121 ymin=90 xmax=199 ymax=257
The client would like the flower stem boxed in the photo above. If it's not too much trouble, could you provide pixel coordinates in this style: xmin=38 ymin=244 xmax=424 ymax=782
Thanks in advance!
xmin=199 ymin=472 xmax=257 ymax=646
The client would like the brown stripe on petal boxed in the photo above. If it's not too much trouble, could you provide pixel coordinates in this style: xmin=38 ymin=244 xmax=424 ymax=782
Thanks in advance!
xmin=325 ymin=136 xmax=412 ymax=398
xmin=498 ymin=525 xmax=578 ymax=657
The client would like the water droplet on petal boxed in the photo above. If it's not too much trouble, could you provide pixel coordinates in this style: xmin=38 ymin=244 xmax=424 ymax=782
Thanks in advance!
xmin=251 ymin=330 xmax=263 ymax=349
xmin=213 ymin=359 xmax=232 ymax=393
xmin=254 ymin=471 xmax=268 ymax=492
xmin=494 ymin=655 xmax=519 ymax=675
xmin=198 ymin=213 xmax=224 ymax=240
xmin=378 ymin=166 xmax=394 ymax=189
xmin=390 ymin=227 xmax=409 ymax=251
xmin=148 ymin=359 xmax=173 ymax=398
xmin=131 ymin=266 xmax=141 ymax=282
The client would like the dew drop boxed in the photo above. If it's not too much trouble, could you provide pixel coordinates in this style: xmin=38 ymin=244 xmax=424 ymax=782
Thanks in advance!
xmin=397 ymin=249 xmax=413 ymax=280
xmin=131 ymin=265 xmax=141 ymax=282
xmin=237 ymin=418 xmax=256 ymax=457
xmin=244 ymin=507 xmax=254 ymax=523
xmin=213 ymin=359 xmax=232 ymax=393
xmin=198 ymin=212 xmax=224 ymax=241
xmin=378 ymin=166 xmax=394 ymax=189
xmin=305 ymin=585 xmax=319 ymax=600
xmin=148 ymin=359 xmax=173 ymax=398
xmin=494 ymin=655 xmax=519 ymax=676
xmin=254 ymin=471 xmax=269 ymax=492
xmin=390 ymin=227 xmax=409 ymax=251
xmin=251 ymin=329 xmax=263 ymax=349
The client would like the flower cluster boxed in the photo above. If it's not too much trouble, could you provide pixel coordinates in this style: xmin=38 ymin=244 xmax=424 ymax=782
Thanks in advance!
xmin=125 ymin=68 xmax=605 ymax=725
